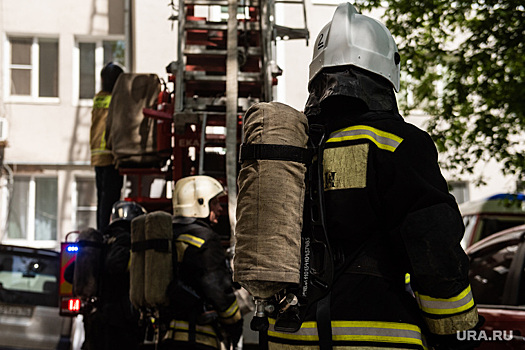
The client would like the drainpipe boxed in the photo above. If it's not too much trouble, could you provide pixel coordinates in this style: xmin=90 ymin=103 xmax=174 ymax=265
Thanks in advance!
xmin=125 ymin=0 xmax=134 ymax=72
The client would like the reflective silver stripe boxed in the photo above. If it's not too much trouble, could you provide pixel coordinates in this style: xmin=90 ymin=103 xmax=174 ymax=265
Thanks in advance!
xmin=416 ymin=285 xmax=475 ymax=315
xmin=327 ymin=125 xmax=403 ymax=152
xmin=268 ymin=319 xmax=427 ymax=348
xmin=177 ymin=234 xmax=205 ymax=248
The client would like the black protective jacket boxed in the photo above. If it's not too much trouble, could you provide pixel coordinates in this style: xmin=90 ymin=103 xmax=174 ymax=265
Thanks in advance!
xmin=166 ymin=217 xmax=241 ymax=349
xmin=269 ymin=69 xmax=479 ymax=349
xmin=79 ymin=222 xmax=141 ymax=350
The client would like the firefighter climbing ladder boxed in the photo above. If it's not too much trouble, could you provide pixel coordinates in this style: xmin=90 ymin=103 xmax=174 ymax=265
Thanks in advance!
xmin=123 ymin=0 xmax=309 ymax=237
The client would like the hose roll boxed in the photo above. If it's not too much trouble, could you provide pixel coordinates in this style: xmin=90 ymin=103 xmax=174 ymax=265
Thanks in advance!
xmin=130 ymin=215 xmax=146 ymax=309
xmin=144 ymin=211 xmax=173 ymax=307
xmin=234 ymin=102 xmax=308 ymax=298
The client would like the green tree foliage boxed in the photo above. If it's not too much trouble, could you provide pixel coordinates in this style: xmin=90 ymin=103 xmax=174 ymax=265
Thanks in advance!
xmin=357 ymin=0 xmax=525 ymax=180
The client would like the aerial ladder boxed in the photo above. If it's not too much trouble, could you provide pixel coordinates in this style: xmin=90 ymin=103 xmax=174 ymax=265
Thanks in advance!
xmin=121 ymin=0 xmax=309 ymax=241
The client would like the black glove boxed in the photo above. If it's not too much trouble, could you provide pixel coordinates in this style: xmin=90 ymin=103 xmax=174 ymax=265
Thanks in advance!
xmin=432 ymin=315 xmax=485 ymax=350
xmin=221 ymin=318 xmax=243 ymax=350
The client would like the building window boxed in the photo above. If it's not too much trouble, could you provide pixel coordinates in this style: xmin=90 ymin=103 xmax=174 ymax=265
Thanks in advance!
xmin=76 ymin=39 xmax=125 ymax=101
xmin=74 ymin=177 xmax=97 ymax=231
xmin=7 ymin=36 xmax=59 ymax=99
xmin=6 ymin=176 xmax=58 ymax=241
xmin=449 ymin=181 xmax=470 ymax=204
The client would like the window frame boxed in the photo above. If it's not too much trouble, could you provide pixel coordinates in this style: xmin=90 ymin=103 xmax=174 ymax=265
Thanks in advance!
xmin=3 ymin=34 xmax=60 ymax=104
xmin=4 ymin=175 xmax=58 ymax=249
xmin=71 ymin=177 xmax=97 ymax=231
xmin=502 ymin=239 xmax=525 ymax=306
xmin=72 ymin=35 xmax=126 ymax=107
xmin=469 ymin=239 xmax=519 ymax=306
xmin=449 ymin=180 xmax=470 ymax=204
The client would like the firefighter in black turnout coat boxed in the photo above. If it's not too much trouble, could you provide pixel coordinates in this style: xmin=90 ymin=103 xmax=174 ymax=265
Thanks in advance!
xmin=163 ymin=175 xmax=242 ymax=350
xmin=267 ymin=3 xmax=482 ymax=350
xmin=70 ymin=201 xmax=146 ymax=350
xmin=98 ymin=201 xmax=146 ymax=350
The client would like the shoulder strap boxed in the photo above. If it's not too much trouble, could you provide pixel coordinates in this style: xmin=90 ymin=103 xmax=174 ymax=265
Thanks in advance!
xmin=239 ymin=143 xmax=311 ymax=164
xmin=131 ymin=239 xmax=170 ymax=252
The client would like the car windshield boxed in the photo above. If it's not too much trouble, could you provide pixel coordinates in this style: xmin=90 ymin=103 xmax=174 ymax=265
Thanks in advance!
xmin=0 ymin=251 xmax=59 ymax=307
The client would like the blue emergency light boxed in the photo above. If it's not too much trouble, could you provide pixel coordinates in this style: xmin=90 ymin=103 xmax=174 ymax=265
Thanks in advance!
xmin=66 ymin=245 xmax=79 ymax=253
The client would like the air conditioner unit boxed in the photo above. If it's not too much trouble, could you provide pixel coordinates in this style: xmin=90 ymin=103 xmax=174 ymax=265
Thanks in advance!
xmin=0 ymin=118 xmax=8 ymax=142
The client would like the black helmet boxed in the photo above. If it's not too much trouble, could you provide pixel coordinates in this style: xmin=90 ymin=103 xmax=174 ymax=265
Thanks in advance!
xmin=110 ymin=201 xmax=146 ymax=224
xmin=101 ymin=62 xmax=124 ymax=93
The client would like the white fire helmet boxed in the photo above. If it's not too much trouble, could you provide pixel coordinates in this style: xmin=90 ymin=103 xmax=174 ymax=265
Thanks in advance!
xmin=309 ymin=2 xmax=401 ymax=92
xmin=172 ymin=175 xmax=225 ymax=218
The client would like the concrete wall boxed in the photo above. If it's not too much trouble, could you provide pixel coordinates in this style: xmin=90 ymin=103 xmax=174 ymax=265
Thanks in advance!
xmin=133 ymin=0 xmax=178 ymax=77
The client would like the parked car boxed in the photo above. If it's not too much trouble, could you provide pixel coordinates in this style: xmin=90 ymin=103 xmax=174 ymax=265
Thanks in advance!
xmin=0 ymin=244 xmax=73 ymax=350
xmin=466 ymin=225 xmax=525 ymax=349
xmin=460 ymin=193 xmax=525 ymax=249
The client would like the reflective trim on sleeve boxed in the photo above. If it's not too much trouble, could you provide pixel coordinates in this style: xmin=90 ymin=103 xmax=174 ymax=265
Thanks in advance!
xmin=415 ymin=285 xmax=474 ymax=316
xmin=219 ymin=300 xmax=240 ymax=319
xmin=268 ymin=319 xmax=428 ymax=349
xmin=327 ymin=125 xmax=404 ymax=152
xmin=176 ymin=234 xmax=205 ymax=248
xmin=90 ymin=149 xmax=112 ymax=155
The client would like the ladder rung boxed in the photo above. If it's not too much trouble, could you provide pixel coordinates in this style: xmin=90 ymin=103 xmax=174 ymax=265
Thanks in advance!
xmin=184 ymin=46 xmax=262 ymax=56
xmin=184 ymin=98 xmax=257 ymax=113
xmin=275 ymin=0 xmax=305 ymax=3
xmin=274 ymin=25 xmax=309 ymax=41
xmin=184 ymin=71 xmax=262 ymax=82
xmin=185 ymin=22 xmax=260 ymax=31
xmin=184 ymin=0 xmax=260 ymax=5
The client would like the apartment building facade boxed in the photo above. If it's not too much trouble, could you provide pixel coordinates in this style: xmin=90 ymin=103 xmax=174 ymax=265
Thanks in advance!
xmin=0 ymin=0 xmax=176 ymax=250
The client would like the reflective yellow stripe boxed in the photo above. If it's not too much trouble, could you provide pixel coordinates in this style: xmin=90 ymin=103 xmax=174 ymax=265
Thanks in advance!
xmin=268 ymin=319 xmax=427 ymax=349
xmin=100 ymin=130 xmax=107 ymax=150
xmin=416 ymin=285 xmax=474 ymax=315
xmin=219 ymin=300 xmax=239 ymax=319
xmin=93 ymin=95 xmax=111 ymax=109
xmin=268 ymin=319 xmax=318 ymax=341
xmin=168 ymin=320 xmax=220 ymax=348
xmin=405 ymin=273 xmax=411 ymax=284
xmin=327 ymin=125 xmax=403 ymax=152
xmin=173 ymin=320 xmax=217 ymax=337
xmin=177 ymin=234 xmax=205 ymax=248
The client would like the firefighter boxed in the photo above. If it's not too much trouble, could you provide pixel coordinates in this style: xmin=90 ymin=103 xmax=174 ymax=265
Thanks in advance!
xmin=267 ymin=3 xmax=482 ymax=350
xmin=163 ymin=175 xmax=243 ymax=350
xmin=91 ymin=61 xmax=124 ymax=231
xmin=67 ymin=201 xmax=146 ymax=350
xmin=97 ymin=200 xmax=147 ymax=350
